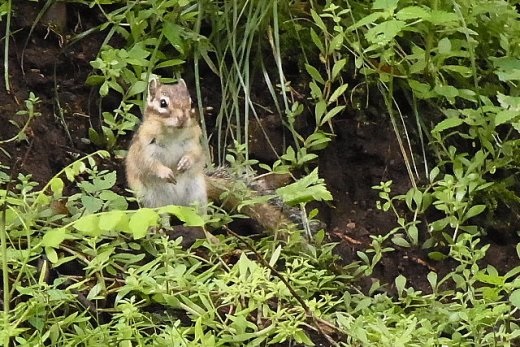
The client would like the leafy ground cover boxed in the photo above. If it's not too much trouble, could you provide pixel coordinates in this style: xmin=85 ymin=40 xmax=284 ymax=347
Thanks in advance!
xmin=1 ymin=0 xmax=520 ymax=345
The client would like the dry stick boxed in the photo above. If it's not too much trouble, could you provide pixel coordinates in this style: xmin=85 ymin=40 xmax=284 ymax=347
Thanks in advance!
xmin=223 ymin=226 xmax=346 ymax=346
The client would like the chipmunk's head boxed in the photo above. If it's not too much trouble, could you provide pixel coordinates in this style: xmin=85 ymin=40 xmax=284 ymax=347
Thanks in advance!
xmin=146 ymin=78 xmax=193 ymax=128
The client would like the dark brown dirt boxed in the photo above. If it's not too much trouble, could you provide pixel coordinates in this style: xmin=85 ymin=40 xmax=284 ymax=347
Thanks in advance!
xmin=1 ymin=1 xmax=519 ymax=301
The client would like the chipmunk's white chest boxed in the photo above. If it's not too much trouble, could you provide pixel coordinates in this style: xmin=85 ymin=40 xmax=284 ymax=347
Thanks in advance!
xmin=152 ymin=130 xmax=193 ymax=168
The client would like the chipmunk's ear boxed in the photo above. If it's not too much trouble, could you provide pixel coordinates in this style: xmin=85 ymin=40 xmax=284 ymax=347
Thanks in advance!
xmin=147 ymin=77 xmax=161 ymax=102
xmin=177 ymin=78 xmax=187 ymax=88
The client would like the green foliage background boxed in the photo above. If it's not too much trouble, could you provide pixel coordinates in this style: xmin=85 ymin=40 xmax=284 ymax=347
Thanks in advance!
xmin=1 ymin=0 xmax=520 ymax=345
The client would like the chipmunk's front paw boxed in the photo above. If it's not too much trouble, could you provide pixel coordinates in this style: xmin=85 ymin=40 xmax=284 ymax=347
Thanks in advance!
xmin=177 ymin=155 xmax=193 ymax=172
xmin=157 ymin=165 xmax=177 ymax=184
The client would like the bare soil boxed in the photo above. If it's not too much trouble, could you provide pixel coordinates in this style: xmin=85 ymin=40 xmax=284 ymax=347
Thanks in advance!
xmin=1 ymin=1 xmax=519 ymax=313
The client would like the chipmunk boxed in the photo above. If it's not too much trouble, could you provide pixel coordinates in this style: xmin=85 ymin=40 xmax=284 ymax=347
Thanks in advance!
xmin=125 ymin=78 xmax=207 ymax=212
xmin=126 ymin=78 xmax=323 ymax=236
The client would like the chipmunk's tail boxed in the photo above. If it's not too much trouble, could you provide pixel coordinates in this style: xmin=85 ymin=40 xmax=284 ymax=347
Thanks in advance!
xmin=205 ymin=168 xmax=325 ymax=234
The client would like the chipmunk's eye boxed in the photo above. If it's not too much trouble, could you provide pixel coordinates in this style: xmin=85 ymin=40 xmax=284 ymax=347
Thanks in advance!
xmin=160 ymin=99 xmax=168 ymax=108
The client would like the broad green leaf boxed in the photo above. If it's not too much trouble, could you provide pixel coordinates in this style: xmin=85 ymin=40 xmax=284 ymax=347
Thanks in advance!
xmin=373 ymin=0 xmax=399 ymax=10
xmin=491 ymin=57 xmax=520 ymax=82
xmin=99 ymin=210 xmax=128 ymax=231
xmin=329 ymin=33 xmax=344 ymax=54
xmin=431 ymin=117 xmax=463 ymax=133
xmin=434 ymin=84 xmax=459 ymax=100
xmin=497 ymin=92 xmax=520 ymax=111
xmin=392 ymin=236 xmax=411 ymax=248
xmin=127 ymin=80 xmax=147 ymax=97
xmin=510 ymin=289 xmax=520 ymax=309
xmin=396 ymin=6 xmax=430 ymax=21
xmin=74 ymin=214 xmax=102 ymax=237
xmin=157 ymin=205 xmax=204 ymax=227
xmin=276 ymin=168 xmax=332 ymax=205
xmin=163 ymin=22 xmax=185 ymax=55
xmin=81 ymin=195 xmax=104 ymax=214
xmin=348 ymin=12 xmax=383 ymax=31
xmin=365 ymin=20 xmax=405 ymax=45
xmin=126 ymin=43 xmax=150 ymax=66
xmin=50 ymin=177 xmax=64 ymax=197
xmin=427 ymin=11 xmax=459 ymax=26
xmin=42 ymin=228 xmax=68 ymax=248
xmin=442 ymin=65 xmax=473 ymax=78
xmin=309 ymin=81 xmax=322 ymax=99
xmin=438 ymin=37 xmax=451 ymax=55
xmin=128 ymin=208 xmax=159 ymax=239
xmin=395 ymin=275 xmax=407 ymax=297
xmin=464 ymin=204 xmax=486 ymax=220
xmin=495 ymin=110 xmax=519 ymax=126
xmin=45 ymin=247 xmax=58 ymax=264
xmin=409 ymin=80 xmax=433 ymax=99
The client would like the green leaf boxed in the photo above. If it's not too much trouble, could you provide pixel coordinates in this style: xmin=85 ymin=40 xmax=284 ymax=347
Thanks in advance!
xmin=365 ymin=19 xmax=405 ymax=45
xmin=157 ymin=205 xmax=204 ymax=227
xmin=310 ymin=9 xmax=327 ymax=32
xmin=427 ymin=11 xmax=459 ymax=25
xmin=434 ymin=84 xmax=459 ymax=100
xmin=315 ymin=99 xmax=327 ymax=125
xmin=392 ymin=236 xmax=411 ymax=248
xmin=269 ymin=245 xmax=282 ymax=267
xmin=332 ymin=58 xmax=347 ymax=80
xmin=99 ymin=210 xmax=128 ymax=231
xmin=155 ymin=59 xmax=185 ymax=69
xmin=395 ymin=275 xmax=407 ymax=297
xmin=74 ymin=214 xmax=102 ymax=237
xmin=396 ymin=6 xmax=430 ymax=21
xmin=163 ymin=22 xmax=185 ymax=55
xmin=42 ymin=228 xmax=69 ymax=248
xmin=328 ymin=84 xmax=349 ymax=104
xmin=81 ymin=195 xmax=104 ymax=214
xmin=276 ymin=168 xmax=332 ymax=205
xmin=427 ymin=272 xmax=437 ymax=290
xmin=348 ymin=12 xmax=383 ymax=31
xmin=437 ymin=37 xmax=451 ymax=55
xmin=431 ymin=117 xmax=463 ymax=133
xmin=305 ymin=64 xmax=325 ymax=85
xmin=329 ymin=33 xmax=344 ymax=54
xmin=50 ymin=178 xmax=64 ymax=197
xmin=442 ymin=65 xmax=473 ymax=78
xmin=495 ymin=110 xmax=520 ymax=126
xmin=510 ymin=289 xmax=520 ymax=309
xmin=128 ymin=208 xmax=159 ymax=239
xmin=321 ymin=105 xmax=345 ymax=126
xmin=409 ymin=80 xmax=433 ymax=99
xmin=310 ymin=28 xmax=325 ymax=54
xmin=127 ymin=80 xmax=147 ymax=97
xmin=373 ymin=0 xmax=399 ymax=10
xmin=464 ymin=204 xmax=486 ymax=220
xmin=428 ymin=251 xmax=448 ymax=261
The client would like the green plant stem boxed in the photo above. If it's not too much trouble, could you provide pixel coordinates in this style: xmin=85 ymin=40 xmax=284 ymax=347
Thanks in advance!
xmin=382 ymin=79 xmax=417 ymax=188
xmin=3 ymin=0 xmax=11 ymax=92
xmin=1 ymin=176 xmax=12 ymax=346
